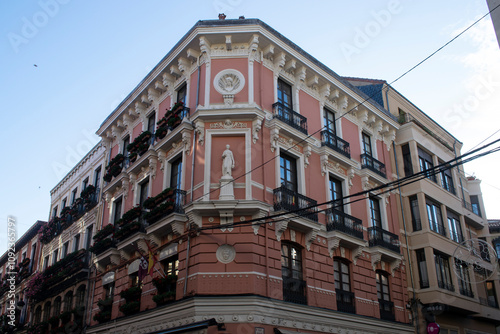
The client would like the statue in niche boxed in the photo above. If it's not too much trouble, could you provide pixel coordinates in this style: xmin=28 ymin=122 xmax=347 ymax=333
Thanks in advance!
xmin=221 ymin=145 xmax=235 ymax=177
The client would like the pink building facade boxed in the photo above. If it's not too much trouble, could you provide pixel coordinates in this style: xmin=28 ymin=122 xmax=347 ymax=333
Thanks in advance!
xmin=88 ymin=18 xmax=412 ymax=334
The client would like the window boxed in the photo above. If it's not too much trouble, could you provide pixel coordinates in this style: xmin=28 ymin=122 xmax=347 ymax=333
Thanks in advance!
xmin=486 ymin=281 xmax=498 ymax=308
xmin=62 ymin=242 xmax=69 ymax=259
xmin=52 ymin=206 xmax=58 ymax=219
xmin=329 ymin=176 xmax=343 ymax=212
xmin=447 ymin=212 xmax=463 ymax=243
xmin=362 ymin=132 xmax=372 ymax=156
xmin=280 ymin=153 xmax=297 ymax=192
xmin=324 ymin=108 xmax=336 ymax=134
xmin=53 ymin=297 xmax=62 ymax=317
xmin=455 ymin=260 xmax=473 ymax=297
xmin=402 ymin=143 xmax=413 ymax=176
xmin=52 ymin=249 xmax=59 ymax=265
xmin=76 ymin=285 xmax=86 ymax=308
xmin=94 ymin=166 xmax=102 ymax=188
xmin=434 ymin=252 xmax=454 ymax=291
xmin=281 ymin=243 xmax=306 ymax=304
xmin=170 ymin=157 xmax=183 ymax=190
xmin=82 ymin=177 xmax=89 ymax=191
xmin=470 ymin=195 xmax=481 ymax=217
xmin=409 ymin=196 xmax=421 ymax=231
xmin=376 ymin=271 xmax=394 ymax=321
xmin=21 ymin=251 xmax=26 ymax=261
xmin=416 ymin=249 xmax=429 ymax=288
xmin=113 ymin=197 xmax=123 ymax=224
xmin=29 ymin=244 xmax=36 ymax=272
xmin=440 ymin=162 xmax=455 ymax=194
xmin=369 ymin=197 xmax=382 ymax=228
xmin=426 ymin=199 xmax=445 ymax=236
xmin=139 ymin=180 xmax=149 ymax=207
xmin=73 ymin=234 xmax=80 ymax=252
xmin=163 ymin=255 xmax=179 ymax=276
xmin=334 ymin=258 xmax=355 ymax=313
xmin=277 ymin=79 xmax=293 ymax=109
xmin=123 ymin=136 xmax=130 ymax=158
xmin=63 ymin=291 xmax=73 ymax=312
xmin=147 ymin=112 xmax=156 ymax=134
xmin=177 ymin=84 xmax=187 ymax=104
xmin=71 ymin=188 xmax=78 ymax=205
xmin=104 ymin=282 xmax=115 ymax=300
xmin=43 ymin=302 xmax=51 ymax=322
xmin=85 ymin=225 xmax=94 ymax=250
xmin=34 ymin=306 xmax=42 ymax=323
xmin=130 ymin=273 xmax=140 ymax=287
xmin=418 ymin=148 xmax=436 ymax=182
xmin=43 ymin=255 xmax=50 ymax=270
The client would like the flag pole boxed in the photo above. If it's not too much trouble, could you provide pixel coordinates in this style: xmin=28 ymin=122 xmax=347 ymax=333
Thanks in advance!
xmin=143 ymin=238 xmax=167 ymax=278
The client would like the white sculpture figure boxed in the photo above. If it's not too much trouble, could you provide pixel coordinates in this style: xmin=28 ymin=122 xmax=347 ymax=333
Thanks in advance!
xmin=221 ymin=145 xmax=235 ymax=177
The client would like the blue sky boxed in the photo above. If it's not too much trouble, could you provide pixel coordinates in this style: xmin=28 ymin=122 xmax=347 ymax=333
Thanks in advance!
xmin=1 ymin=0 xmax=499 ymax=254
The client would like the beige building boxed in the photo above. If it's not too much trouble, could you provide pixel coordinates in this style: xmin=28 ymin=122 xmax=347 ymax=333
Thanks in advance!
xmin=345 ymin=77 xmax=500 ymax=333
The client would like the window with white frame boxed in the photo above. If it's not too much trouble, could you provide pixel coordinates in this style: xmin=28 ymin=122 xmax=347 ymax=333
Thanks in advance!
xmin=369 ymin=196 xmax=382 ymax=228
xmin=426 ymin=199 xmax=445 ymax=236
xmin=170 ymin=157 xmax=183 ymax=190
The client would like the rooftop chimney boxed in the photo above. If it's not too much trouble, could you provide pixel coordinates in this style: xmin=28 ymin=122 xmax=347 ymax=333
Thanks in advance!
xmin=239 ymin=16 xmax=245 ymax=19
xmin=218 ymin=13 xmax=226 ymax=20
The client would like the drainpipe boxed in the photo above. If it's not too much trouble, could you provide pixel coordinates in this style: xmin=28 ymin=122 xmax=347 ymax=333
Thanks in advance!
xmin=183 ymin=234 xmax=191 ymax=297
xmin=393 ymin=141 xmax=419 ymax=333
xmin=454 ymin=140 xmax=467 ymax=207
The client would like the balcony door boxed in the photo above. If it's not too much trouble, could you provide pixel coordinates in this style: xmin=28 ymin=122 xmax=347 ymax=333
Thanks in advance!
xmin=281 ymin=242 xmax=306 ymax=304
xmin=277 ymin=79 xmax=293 ymax=109
xmin=329 ymin=176 xmax=343 ymax=213
xmin=280 ymin=153 xmax=297 ymax=193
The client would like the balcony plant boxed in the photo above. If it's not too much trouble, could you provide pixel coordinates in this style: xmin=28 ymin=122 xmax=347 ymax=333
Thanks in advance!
xmin=152 ymin=275 xmax=177 ymax=294
xmin=119 ymin=300 xmax=140 ymax=316
xmin=21 ymin=258 xmax=30 ymax=267
xmin=128 ymin=131 xmax=152 ymax=156
xmin=97 ymin=297 xmax=113 ymax=310
xmin=25 ymin=272 xmax=45 ymax=301
xmin=93 ymin=310 xmax=111 ymax=323
xmin=81 ymin=185 xmax=96 ymax=199
xmin=121 ymin=206 xmax=142 ymax=223
xmin=155 ymin=126 xmax=168 ymax=140
xmin=129 ymin=151 xmax=138 ymax=163
xmin=115 ymin=221 xmax=142 ymax=241
xmin=120 ymin=286 xmax=142 ymax=301
xmin=152 ymin=291 xmax=175 ymax=306
xmin=89 ymin=237 xmax=115 ymax=256
xmin=144 ymin=198 xmax=175 ymax=224
xmin=93 ymin=224 xmax=114 ymax=242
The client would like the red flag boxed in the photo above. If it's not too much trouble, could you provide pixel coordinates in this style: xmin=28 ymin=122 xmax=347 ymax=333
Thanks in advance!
xmin=147 ymin=251 xmax=156 ymax=276
xmin=138 ymin=256 xmax=148 ymax=282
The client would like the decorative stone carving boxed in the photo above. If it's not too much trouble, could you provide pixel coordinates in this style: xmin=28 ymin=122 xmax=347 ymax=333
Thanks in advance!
xmin=182 ymin=132 xmax=191 ymax=154
xmin=274 ymin=52 xmax=286 ymax=69
xmin=158 ymin=150 xmax=166 ymax=171
xmin=348 ymin=168 xmax=355 ymax=189
xmin=383 ymin=129 xmax=396 ymax=151
xmin=195 ymin=121 xmax=205 ymax=145
xmin=340 ymin=96 xmax=348 ymax=110
xmin=304 ymin=145 xmax=312 ymax=168
xmin=361 ymin=176 xmax=371 ymax=191
xmin=305 ymin=229 xmax=319 ymax=251
xmin=270 ymin=128 xmax=280 ymax=152
xmin=122 ymin=177 xmax=130 ymax=198
xmin=210 ymin=119 xmax=247 ymax=129
xmin=170 ymin=64 xmax=182 ymax=78
xmin=221 ymin=145 xmax=235 ymax=178
xmin=220 ymin=145 xmax=235 ymax=200
xmin=275 ymin=220 xmax=288 ymax=241
xmin=216 ymin=245 xmax=236 ymax=264
xmin=186 ymin=48 xmax=200 ymax=61
xmin=263 ymin=44 xmax=274 ymax=59
xmin=171 ymin=221 xmax=185 ymax=235
xmin=252 ymin=119 xmax=262 ymax=144
xmin=306 ymin=75 xmax=319 ymax=89
xmin=199 ymin=37 xmax=211 ymax=54
xmin=328 ymin=237 xmax=341 ymax=258
xmin=390 ymin=258 xmax=402 ymax=276
xmin=371 ymin=252 xmax=382 ymax=271
xmin=248 ymin=34 xmax=259 ymax=52
xmin=162 ymin=73 xmax=175 ymax=89
xmin=178 ymin=57 xmax=190 ymax=73
xmin=148 ymin=87 xmax=160 ymax=103
xmin=352 ymin=247 xmax=365 ymax=265
xmin=104 ymin=192 xmax=112 ymax=209
xmin=213 ymin=69 xmax=245 ymax=106
xmin=290 ymin=229 xmax=296 ymax=242
xmin=149 ymin=156 xmax=158 ymax=179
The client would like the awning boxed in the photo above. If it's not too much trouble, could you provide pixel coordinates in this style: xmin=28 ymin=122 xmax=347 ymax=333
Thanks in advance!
xmin=147 ymin=318 xmax=220 ymax=334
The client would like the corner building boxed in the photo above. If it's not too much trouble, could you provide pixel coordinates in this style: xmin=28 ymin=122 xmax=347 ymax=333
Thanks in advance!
xmin=88 ymin=19 xmax=412 ymax=334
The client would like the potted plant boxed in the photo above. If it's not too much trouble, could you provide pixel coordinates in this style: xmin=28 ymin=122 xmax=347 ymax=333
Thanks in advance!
xmin=143 ymin=197 xmax=156 ymax=210
xmin=81 ymin=185 xmax=96 ymax=199
xmin=97 ymin=297 xmax=113 ymax=310
xmin=93 ymin=310 xmax=111 ymax=323
xmin=119 ymin=300 xmax=140 ymax=316
xmin=152 ymin=291 xmax=175 ymax=306
xmin=120 ymin=286 xmax=142 ymax=301
xmin=129 ymin=151 xmax=138 ymax=163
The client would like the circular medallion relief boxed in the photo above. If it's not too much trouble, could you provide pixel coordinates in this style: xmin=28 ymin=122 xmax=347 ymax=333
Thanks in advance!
xmin=213 ymin=69 xmax=245 ymax=95
xmin=216 ymin=244 xmax=236 ymax=264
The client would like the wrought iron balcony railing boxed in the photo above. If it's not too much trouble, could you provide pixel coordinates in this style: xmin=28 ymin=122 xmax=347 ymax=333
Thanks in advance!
xmin=272 ymin=102 xmax=308 ymax=135
xmin=326 ymin=208 xmax=364 ymax=240
xmin=360 ymin=154 xmax=386 ymax=178
xmin=273 ymin=185 xmax=318 ymax=222
xmin=368 ymin=227 xmax=400 ymax=253
xmin=420 ymin=280 xmax=429 ymax=289
xmin=463 ymin=200 xmax=482 ymax=217
xmin=336 ymin=289 xmax=355 ymax=314
xmin=282 ymin=277 xmax=307 ymax=305
xmin=321 ymin=130 xmax=350 ymax=158
xmin=459 ymin=287 xmax=474 ymax=298
xmin=379 ymin=299 xmax=395 ymax=321
xmin=145 ymin=189 xmax=186 ymax=226
xmin=479 ymin=297 xmax=499 ymax=308
xmin=437 ymin=280 xmax=455 ymax=292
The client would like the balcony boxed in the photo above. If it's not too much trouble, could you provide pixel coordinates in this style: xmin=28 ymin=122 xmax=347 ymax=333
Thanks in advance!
xmin=437 ymin=280 xmax=455 ymax=292
xmin=463 ymin=200 xmax=482 ymax=217
xmin=282 ymin=277 xmax=307 ymax=305
xmin=360 ymin=154 xmax=386 ymax=178
xmin=379 ymin=299 xmax=395 ymax=321
xmin=144 ymin=189 xmax=186 ymax=226
xmin=459 ymin=287 xmax=474 ymax=298
xmin=336 ymin=290 xmax=355 ymax=314
xmin=273 ymin=185 xmax=318 ymax=222
xmin=368 ymin=227 xmax=400 ymax=254
xmin=321 ymin=131 xmax=350 ymax=159
xmin=326 ymin=208 xmax=363 ymax=240
xmin=272 ymin=102 xmax=308 ymax=135
xmin=479 ymin=297 xmax=499 ymax=309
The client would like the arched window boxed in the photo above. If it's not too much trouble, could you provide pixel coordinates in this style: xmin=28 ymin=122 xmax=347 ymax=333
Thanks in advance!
xmin=42 ymin=302 xmax=51 ymax=322
xmin=333 ymin=258 xmax=354 ymax=313
xmin=53 ymin=297 xmax=62 ymax=317
xmin=63 ymin=291 xmax=73 ymax=312
xmin=281 ymin=242 xmax=306 ymax=304
xmin=76 ymin=285 xmax=86 ymax=308
xmin=376 ymin=270 xmax=394 ymax=321
xmin=34 ymin=306 xmax=42 ymax=323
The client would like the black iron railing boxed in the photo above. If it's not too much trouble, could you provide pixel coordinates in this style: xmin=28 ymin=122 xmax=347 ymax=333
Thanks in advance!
xmin=336 ymin=289 xmax=355 ymax=314
xmin=273 ymin=185 xmax=318 ymax=222
xmin=379 ymin=299 xmax=395 ymax=321
xmin=282 ymin=277 xmax=307 ymax=305
xmin=272 ymin=102 xmax=308 ymax=134
xmin=412 ymin=218 xmax=422 ymax=232
xmin=463 ymin=200 xmax=482 ymax=217
xmin=326 ymin=208 xmax=364 ymax=240
xmin=368 ymin=227 xmax=400 ymax=253
xmin=420 ymin=280 xmax=429 ymax=289
xmin=459 ymin=287 xmax=474 ymax=298
xmin=178 ymin=106 xmax=190 ymax=120
xmin=437 ymin=280 xmax=454 ymax=292
xmin=361 ymin=154 xmax=386 ymax=178
xmin=479 ymin=297 xmax=499 ymax=308
xmin=321 ymin=130 xmax=350 ymax=158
